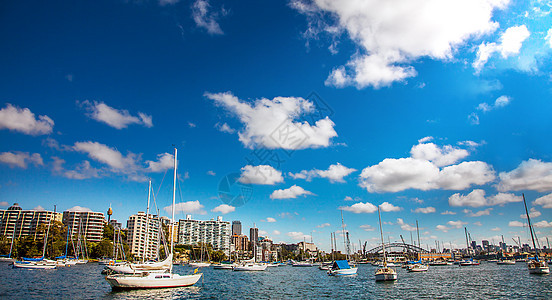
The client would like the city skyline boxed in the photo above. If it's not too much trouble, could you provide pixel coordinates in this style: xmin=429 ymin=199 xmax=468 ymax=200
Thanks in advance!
xmin=1 ymin=0 xmax=552 ymax=252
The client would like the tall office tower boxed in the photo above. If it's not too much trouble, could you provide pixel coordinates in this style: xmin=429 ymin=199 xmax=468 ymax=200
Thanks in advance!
xmin=232 ymin=220 xmax=242 ymax=236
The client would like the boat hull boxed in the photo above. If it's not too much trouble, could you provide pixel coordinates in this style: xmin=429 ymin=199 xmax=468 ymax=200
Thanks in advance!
xmin=106 ymin=273 xmax=202 ymax=289
xmin=232 ymin=264 xmax=267 ymax=271
xmin=375 ymin=272 xmax=398 ymax=281
xmin=328 ymin=267 xmax=358 ymax=276
xmin=13 ymin=261 xmax=57 ymax=269
xmin=189 ymin=262 xmax=210 ymax=268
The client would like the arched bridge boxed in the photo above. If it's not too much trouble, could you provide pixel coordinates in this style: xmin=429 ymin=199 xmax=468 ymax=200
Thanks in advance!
xmin=367 ymin=243 xmax=429 ymax=254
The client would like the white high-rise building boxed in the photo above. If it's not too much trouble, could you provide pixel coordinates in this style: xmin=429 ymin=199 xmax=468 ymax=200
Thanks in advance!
xmin=177 ymin=215 xmax=231 ymax=255
xmin=0 ymin=203 xmax=62 ymax=239
xmin=62 ymin=210 xmax=105 ymax=243
xmin=126 ymin=212 xmax=161 ymax=261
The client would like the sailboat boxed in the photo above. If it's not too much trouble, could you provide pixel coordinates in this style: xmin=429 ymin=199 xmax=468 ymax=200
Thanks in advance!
xmin=189 ymin=239 xmax=210 ymax=268
xmin=13 ymin=207 xmax=57 ymax=269
xmin=459 ymin=228 xmax=480 ymax=266
xmin=233 ymin=230 xmax=267 ymax=271
xmin=105 ymin=148 xmax=203 ymax=289
xmin=0 ymin=222 xmax=17 ymax=262
xmin=375 ymin=206 xmax=397 ymax=281
xmin=523 ymin=194 xmax=550 ymax=275
xmin=327 ymin=211 xmax=357 ymax=276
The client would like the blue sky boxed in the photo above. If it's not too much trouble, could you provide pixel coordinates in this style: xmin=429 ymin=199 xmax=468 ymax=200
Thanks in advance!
xmin=1 ymin=0 xmax=552 ymax=252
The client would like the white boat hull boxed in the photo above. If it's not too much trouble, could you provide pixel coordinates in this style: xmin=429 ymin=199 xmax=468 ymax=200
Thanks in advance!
xmin=213 ymin=264 xmax=234 ymax=269
xmin=496 ymin=260 xmax=515 ymax=265
xmin=232 ymin=264 xmax=267 ymax=271
xmin=407 ymin=265 xmax=429 ymax=272
xmin=106 ymin=264 xmax=169 ymax=274
xmin=189 ymin=262 xmax=210 ymax=268
xmin=106 ymin=273 xmax=202 ymax=289
xmin=375 ymin=272 xmax=397 ymax=281
xmin=13 ymin=261 xmax=57 ymax=269
xmin=328 ymin=267 xmax=358 ymax=276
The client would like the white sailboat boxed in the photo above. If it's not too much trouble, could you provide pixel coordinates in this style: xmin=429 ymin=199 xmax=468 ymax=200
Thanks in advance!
xmin=523 ymin=194 xmax=550 ymax=275
xmin=13 ymin=207 xmax=58 ymax=269
xmin=232 ymin=237 xmax=267 ymax=271
xmin=375 ymin=206 xmax=397 ymax=281
xmin=105 ymin=148 xmax=203 ymax=289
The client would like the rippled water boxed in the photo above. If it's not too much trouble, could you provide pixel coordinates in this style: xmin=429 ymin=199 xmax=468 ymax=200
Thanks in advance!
xmin=1 ymin=262 xmax=551 ymax=299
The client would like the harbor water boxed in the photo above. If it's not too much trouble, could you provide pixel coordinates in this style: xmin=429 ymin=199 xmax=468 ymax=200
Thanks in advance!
xmin=1 ymin=262 xmax=551 ymax=299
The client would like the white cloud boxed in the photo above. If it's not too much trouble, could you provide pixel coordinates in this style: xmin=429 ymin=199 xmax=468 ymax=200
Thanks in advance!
xmin=0 ymin=104 xmax=54 ymax=135
xmin=441 ymin=210 xmax=456 ymax=215
xmin=447 ymin=220 xmax=468 ymax=228
xmin=66 ymin=206 xmax=92 ymax=212
xmin=473 ymin=25 xmax=530 ymax=71
xmin=146 ymin=153 xmax=174 ymax=172
xmin=508 ymin=220 xmax=525 ymax=227
xmin=265 ymin=217 xmax=277 ymax=223
xmin=0 ymin=201 xmax=9 ymax=207
xmin=396 ymin=218 xmax=416 ymax=231
xmin=436 ymin=225 xmax=449 ymax=232
xmin=339 ymin=202 xmax=377 ymax=214
xmin=206 ymin=170 xmax=216 ymax=176
xmin=491 ymin=227 xmax=501 ymax=231
xmin=463 ymin=208 xmax=493 ymax=217
xmin=360 ymin=224 xmax=375 ymax=231
xmin=546 ymin=28 xmax=552 ymax=48
xmin=316 ymin=223 xmax=331 ymax=228
xmin=498 ymin=159 xmax=552 ymax=192
xmin=206 ymin=92 xmax=337 ymax=150
xmin=359 ymin=140 xmax=494 ymax=193
xmin=520 ymin=207 xmax=541 ymax=219
xmin=73 ymin=141 xmax=134 ymax=170
xmin=191 ymin=0 xmax=226 ymax=35
xmin=448 ymin=189 xmax=521 ymax=207
xmin=468 ymin=112 xmax=480 ymax=125
xmin=0 ymin=152 xmax=43 ymax=169
xmin=79 ymin=100 xmax=152 ymax=129
xmin=215 ymin=122 xmax=236 ymax=134
xmin=380 ymin=202 xmax=402 ymax=212
xmin=473 ymin=221 xmax=483 ymax=226
xmin=188 ymin=122 xmax=197 ymax=128
xmin=211 ymin=204 xmax=235 ymax=215
xmin=533 ymin=220 xmax=552 ymax=228
xmin=293 ymin=0 xmax=508 ymax=88
xmin=289 ymin=163 xmax=356 ymax=183
xmin=413 ymin=207 xmax=436 ymax=214
xmin=239 ymin=165 xmax=284 ymax=185
xmin=164 ymin=200 xmax=206 ymax=215
xmin=476 ymin=95 xmax=511 ymax=114
xmin=411 ymin=143 xmax=468 ymax=167
xmin=52 ymin=157 xmax=101 ymax=180
xmin=287 ymin=231 xmax=311 ymax=240
xmin=270 ymin=185 xmax=314 ymax=200
xmin=273 ymin=230 xmax=281 ymax=235
xmin=33 ymin=205 xmax=46 ymax=211
xmin=534 ymin=193 xmax=552 ymax=208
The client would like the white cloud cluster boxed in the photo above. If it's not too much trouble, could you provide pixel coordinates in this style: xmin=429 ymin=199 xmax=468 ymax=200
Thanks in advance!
xmin=67 ymin=206 xmax=92 ymax=212
xmin=292 ymin=0 xmax=508 ymax=88
xmin=473 ymin=25 xmax=530 ymax=71
xmin=339 ymin=202 xmax=377 ymax=214
xmin=287 ymin=231 xmax=311 ymax=240
xmin=463 ymin=208 xmax=493 ymax=217
xmin=264 ymin=217 xmax=277 ymax=223
xmin=520 ymin=207 xmax=541 ymax=219
xmin=396 ymin=218 xmax=416 ymax=231
xmin=380 ymin=202 xmax=402 ymax=212
xmin=316 ymin=223 xmax=331 ymax=228
xmin=436 ymin=225 xmax=449 ymax=232
xmin=192 ymin=0 xmax=226 ymax=35
xmin=477 ymin=95 xmax=511 ymax=112
xmin=447 ymin=220 xmax=468 ymax=228
xmin=413 ymin=207 xmax=436 ymax=214
xmin=360 ymin=224 xmax=375 ymax=231
xmin=239 ymin=165 xmax=284 ymax=185
xmin=0 ymin=152 xmax=43 ymax=169
xmin=52 ymin=157 xmax=101 ymax=180
xmin=211 ymin=204 xmax=235 ymax=215
xmin=0 ymin=104 xmax=54 ymax=135
xmin=79 ymin=100 xmax=152 ymax=129
xmin=448 ymin=189 xmax=522 ymax=207
xmin=215 ymin=122 xmax=236 ymax=134
xmin=289 ymin=163 xmax=356 ymax=183
xmin=534 ymin=193 xmax=552 ymax=208
xmin=359 ymin=140 xmax=495 ymax=193
xmin=270 ymin=185 xmax=314 ymax=200
xmin=497 ymin=159 xmax=552 ymax=192
xmin=165 ymin=200 xmax=206 ymax=215
xmin=146 ymin=153 xmax=174 ymax=172
xmin=206 ymin=92 xmax=337 ymax=150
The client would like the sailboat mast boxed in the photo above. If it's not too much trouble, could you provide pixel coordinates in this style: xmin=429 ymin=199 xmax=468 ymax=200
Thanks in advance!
xmin=144 ymin=180 xmax=151 ymax=261
xmin=171 ymin=148 xmax=177 ymax=257
xmin=8 ymin=221 xmax=16 ymax=258
xmin=416 ymin=220 xmax=420 ymax=249
xmin=340 ymin=210 xmax=348 ymax=259
xmin=43 ymin=206 xmax=54 ymax=258
xmin=378 ymin=206 xmax=387 ymax=266
xmin=464 ymin=227 xmax=470 ymax=257
xmin=523 ymin=194 xmax=539 ymax=257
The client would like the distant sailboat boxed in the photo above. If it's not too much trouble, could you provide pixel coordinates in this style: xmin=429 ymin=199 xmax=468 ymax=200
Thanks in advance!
xmin=523 ymin=194 xmax=550 ymax=275
xmin=13 ymin=206 xmax=57 ymax=269
xmin=105 ymin=148 xmax=203 ymax=289
xmin=374 ymin=206 xmax=397 ymax=281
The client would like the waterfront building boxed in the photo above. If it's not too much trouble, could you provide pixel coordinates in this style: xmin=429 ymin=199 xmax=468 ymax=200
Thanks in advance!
xmin=126 ymin=211 xmax=161 ymax=261
xmin=482 ymin=240 xmax=489 ymax=251
xmin=62 ymin=210 xmax=105 ymax=243
xmin=232 ymin=220 xmax=241 ymax=236
xmin=250 ymin=226 xmax=259 ymax=248
xmin=177 ymin=215 xmax=231 ymax=255
xmin=0 ymin=203 xmax=62 ymax=239
xmin=231 ymin=234 xmax=249 ymax=251
xmin=109 ymin=219 xmax=122 ymax=229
